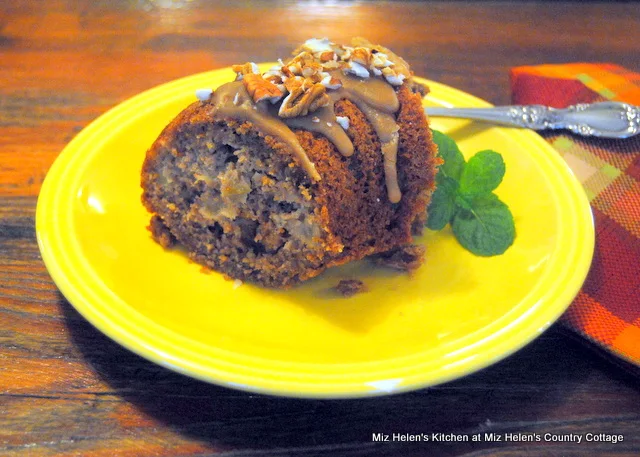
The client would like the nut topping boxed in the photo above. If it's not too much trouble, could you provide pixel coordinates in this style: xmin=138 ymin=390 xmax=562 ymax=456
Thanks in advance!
xmin=381 ymin=66 xmax=406 ymax=86
xmin=350 ymin=47 xmax=372 ymax=66
xmin=319 ymin=51 xmax=336 ymax=62
xmin=242 ymin=73 xmax=284 ymax=103
xmin=278 ymin=83 xmax=330 ymax=118
xmin=228 ymin=38 xmax=412 ymax=117
xmin=232 ymin=62 xmax=260 ymax=79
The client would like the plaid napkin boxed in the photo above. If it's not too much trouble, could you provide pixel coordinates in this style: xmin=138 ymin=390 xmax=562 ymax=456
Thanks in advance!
xmin=510 ymin=63 xmax=640 ymax=370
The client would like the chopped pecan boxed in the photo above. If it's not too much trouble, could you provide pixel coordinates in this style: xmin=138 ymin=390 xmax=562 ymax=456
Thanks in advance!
xmin=263 ymin=72 xmax=284 ymax=85
xmin=286 ymin=63 xmax=302 ymax=76
xmin=301 ymin=61 xmax=323 ymax=79
xmin=283 ymin=75 xmax=304 ymax=92
xmin=344 ymin=61 xmax=370 ymax=78
xmin=371 ymin=52 xmax=393 ymax=69
xmin=351 ymin=47 xmax=372 ymax=66
xmin=320 ymin=73 xmax=342 ymax=89
xmin=278 ymin=83 xmax=330 ymax=118
xmin=281 ymin=65 xmax=296 ymax=78
xmin=232 ymin=62 xmax=260 ymax=77
xmin=382 ymin=67 xmax=406 ymax=86
xmin=336 ymin=45 xmax=351 ymax=60
xmin=284 ymin=75 xmax=323 ymax=93
xmin=299 ymin=38 xmax=334 ymax=55
xmin=305 ymin=86 xmax=331 ymax=111
xmin=321 ymin=60 xmax=341 ymax=70
xmin=319 ymin=50 xmax=336 ymax=62
xmin=289 ymin=51 xmax=315 ymax=66
xmin=263 ymin=66 xmax=285 ymax=84
xmin=285 ymin=51 xmax=315 ymax=76
xmin=242 ymin=73 xmax=284 ymax=103
xmin=278 ymin=87 xmax=304 ymax=117
xmin=302 ymin=77 xmax=320 ymax=90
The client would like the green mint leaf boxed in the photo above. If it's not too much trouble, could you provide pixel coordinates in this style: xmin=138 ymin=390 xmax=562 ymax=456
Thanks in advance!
xmin=454 ymin=193 xmax=473 ymax=211
xmin=426 ymin=132 xmax=515 ymax=257
xmin=459 ymin=150 xmax=505 ymax=195
xmin=426 ymin=176 xmax=458 ymax=230
xmin=451 ymin=193 xmax=515 ymax=256
xmin=431 ymin=129 xmax=465 ymax=180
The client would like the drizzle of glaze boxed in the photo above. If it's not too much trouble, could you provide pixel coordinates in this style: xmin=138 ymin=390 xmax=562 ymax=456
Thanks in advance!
xmin=283 ymin=71 xmax=402 ymax=203
xmin=285 ymin=105 xmax=354 ymax=157
xmin=210 ymin=71 xmax=404 ymax=203
xmin=211 ymin=82 xmax=321 ymax=181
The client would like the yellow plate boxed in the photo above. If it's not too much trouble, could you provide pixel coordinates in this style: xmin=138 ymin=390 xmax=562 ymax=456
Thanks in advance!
xmin=36 ymin=65 xmax=594 ymax=398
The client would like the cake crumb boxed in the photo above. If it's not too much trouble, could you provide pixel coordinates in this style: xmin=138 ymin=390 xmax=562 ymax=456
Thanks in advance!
xmin=233 ymin=279 xmax=243 ymax=289
xmin=370 ymin=244 xmax=426 ymax=271
xmin=148 ymin=215 xmax=176 ymax=248
xmin=334 ymin=279 xmax=367 ymax=297
xmin=410 ymin=80 xmax=428 ymax=96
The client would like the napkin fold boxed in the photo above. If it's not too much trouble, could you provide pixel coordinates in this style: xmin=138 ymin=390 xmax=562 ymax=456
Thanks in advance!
xmin=510 ymin=63 xmax=640 ymax=370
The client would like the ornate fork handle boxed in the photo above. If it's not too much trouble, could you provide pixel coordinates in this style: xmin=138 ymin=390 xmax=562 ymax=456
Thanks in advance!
xmin=425 ymin=102 xmax=640 ymax=139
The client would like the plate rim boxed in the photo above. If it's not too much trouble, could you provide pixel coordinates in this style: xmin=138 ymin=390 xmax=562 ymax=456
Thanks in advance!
xmin=36 ymin=67 xmax=595 ymax=398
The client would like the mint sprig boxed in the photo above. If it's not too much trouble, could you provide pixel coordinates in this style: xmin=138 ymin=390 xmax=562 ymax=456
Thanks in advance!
xmin=427 ymin=130 xmax=515 ymax=256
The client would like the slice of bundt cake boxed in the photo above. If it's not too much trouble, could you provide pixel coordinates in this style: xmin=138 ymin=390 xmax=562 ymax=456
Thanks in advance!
xmin=141 ymin=38 xmax=439 ymax=288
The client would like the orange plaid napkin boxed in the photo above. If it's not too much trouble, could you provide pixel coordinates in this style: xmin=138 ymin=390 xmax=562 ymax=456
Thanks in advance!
xmin=510 ymin=63 xmax=640 ymax=370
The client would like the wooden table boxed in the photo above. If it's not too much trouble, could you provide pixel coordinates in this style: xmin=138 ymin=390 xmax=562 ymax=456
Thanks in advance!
xmin=2 ymin=1 xmax=639 ymax=456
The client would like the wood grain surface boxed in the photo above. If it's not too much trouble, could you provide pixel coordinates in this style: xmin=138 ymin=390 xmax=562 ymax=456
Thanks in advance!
xmin=1 ymin=1 xmax=639 ymax=456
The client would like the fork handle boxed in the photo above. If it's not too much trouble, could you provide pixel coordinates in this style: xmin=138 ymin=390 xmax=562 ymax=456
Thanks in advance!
xmin=425 ymin=102 xmax=640 ymax=139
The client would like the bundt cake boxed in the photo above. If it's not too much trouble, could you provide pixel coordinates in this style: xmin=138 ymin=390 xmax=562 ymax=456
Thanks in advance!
xmin=141 ymin=38 xmax=439 ymax=288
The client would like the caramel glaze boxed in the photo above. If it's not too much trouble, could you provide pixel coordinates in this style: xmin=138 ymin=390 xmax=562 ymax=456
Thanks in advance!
xmin=212 ymin=82 xmax=322 ymax=181
xmin=211 ymin=70 xmax=404 ymax=203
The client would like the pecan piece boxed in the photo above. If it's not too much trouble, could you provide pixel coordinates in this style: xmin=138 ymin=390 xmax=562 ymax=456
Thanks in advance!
xmin=301 ymin=61 xmax=323 ymax=79
xmin=232 ymin=62 xmax=260 ymax=77
xmin=278 ymin=83 xmax=330 ymax=118
xmin=289 ymin=51 xmax=315 ymax=66
xmin=283 ymin=75 xmax=304 ymax=92
xmin=321 ymin=60 xmax=341 ymax=70
xmin=351 ymin=47 xmax=372 ymax=66
xmin=371 ymin=52 xmax=393 ymax=69
xmin=242 ymin=73 xmax=284 ymax=103
xmin=319 ymin=50 xmax=336 ymax=62
xmin=382 ymin=67 xmax=406 ymax=86
xmin=320 ymin=73 xmax=342 ymax=89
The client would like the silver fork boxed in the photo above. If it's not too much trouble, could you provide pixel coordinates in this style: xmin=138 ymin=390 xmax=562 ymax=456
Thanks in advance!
xmin=425 ymin=101 xmax=640 ymax=139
